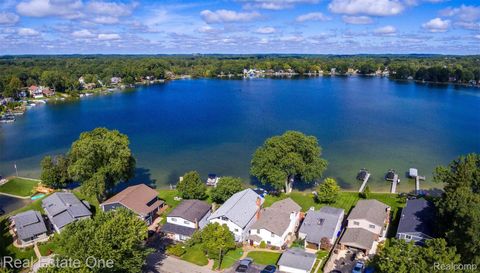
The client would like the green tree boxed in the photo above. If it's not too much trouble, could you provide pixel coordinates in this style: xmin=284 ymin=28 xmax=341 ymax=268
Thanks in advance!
xmin=49 ymin=209 xmax=151 ymax=273
xmin=4 ymin=76 xmax=21 ymax=98
xmin=177 ymin=171 xmax=207 ymax=199
xmin=68 ymin=128 xmax=136 ymax=201
xmin=40 ymin=155 xmax=71 ymax=188
xmin=190 ymin=223 xmax=235 ymax=269
xmin=210 ymin=177 xmax=244 ymax=203
xmin=251 ymin=131 xmax=327 ymax=193
xmin=316 ymin=177 xmax=340 ymax=203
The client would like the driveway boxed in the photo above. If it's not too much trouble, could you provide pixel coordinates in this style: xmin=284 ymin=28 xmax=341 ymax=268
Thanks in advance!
xmin=144 ymin=252 xmax=216 ymax=273
xmin=323 ymin=249 xmax=366 ymax=273
xmin=224 ymin=262 xmax=264 ymax=273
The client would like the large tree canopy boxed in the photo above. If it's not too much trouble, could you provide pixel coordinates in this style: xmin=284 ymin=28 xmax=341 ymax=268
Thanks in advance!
xmin=316 ymin=177 xmax=340 ymax=204
xmin=210 ymin=177 xmax=244 ymax=203
xmin=177 ymin=171 xmax=207 ymax=199
xmin=68 ymin=127 xmax=136 ymax=201
xmin=250 ymin=131 xmax=327 ymax=193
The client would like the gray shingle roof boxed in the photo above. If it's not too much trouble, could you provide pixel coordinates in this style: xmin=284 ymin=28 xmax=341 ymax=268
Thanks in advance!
xmin=340 ymin=228 xmax=377 ymax=251
xmin=347 ymin=199 xmax=390 ymax=227
xmin=278 ymin=248 xmax=316 ymax=271
xmin=168 ymin=200 xmax=211 ymax=223
xmin=251 ymin=198 xmax=301 ymax=236
xmin=208 ymin=188 xmax=263 ymax=229
xmin=299 ymin=206 xmax=344 ymax=244
xmin=42 ymin=192 xmax=92 ymax=230
xmin=160 ymin=222 xmax=197 ymax=237
xmin=397 ymin=199 xmax=435 ymax=236
xmin=12 ymin=210 xmax=47 ymax=241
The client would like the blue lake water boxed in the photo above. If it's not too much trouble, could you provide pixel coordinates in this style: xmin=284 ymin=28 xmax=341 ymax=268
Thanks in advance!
xmin=0 ymin=77 xmax=479 ymax=193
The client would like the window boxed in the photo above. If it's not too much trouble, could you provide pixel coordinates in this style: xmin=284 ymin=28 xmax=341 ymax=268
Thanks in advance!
xmin=267 ymin=241 xmax=271 ymax=245
xmin=184 ymin=221 xmax=189 ymax=225
xmin=171 ymin=218 xmax=177 ymax=222
xmin=257 ymin=229 xmax=260 ymax=234
xmin=369 ymin=224 xmax=375 ymax=229
xmin=221 ymin=216 xmax=228 ymax=221
xmin=234 ymin=229 xmax=239 ymax=232
xmin=353 ymin=221 xmax=360 ymax=226
xmin=405 ymin=235 xmax=412 ymax=240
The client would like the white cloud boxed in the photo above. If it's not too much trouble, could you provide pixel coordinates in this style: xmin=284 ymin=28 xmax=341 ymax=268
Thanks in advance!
xmin=454 ymin=21 xmax=480 ymax=30
xmin=279 ymin=35 xmax=304 ymax=42
xmin=241 ymin=0 xmax=320 ymax=10
xmin=17 ymin=27 xmax=40 ymax=36
xmin=296 ymin=12 xmax=330 ymax=22
xmin=16 ymin=0 xmax=83 ymax=19
xmin=200 ymin=9 xmax=260 ymax=24
xmin=422 ymin=18 xmax=450 ymax=32
xmin=97 ymin=33 xmax=121 ymax=40
xmin=329 ymin=0 xmax=404 ymax=16
xmin=0 ymin=12 xmax=19 ymax=25
xmin=197 ymin=25 xmax=217 ymax=33
xmin=342 ymin=15 xmax=373 ymax=24
xmin=72 ymin=29 xmax=95 ymax=38
xmin=474 ymin=35 xmax=480 ymax=40
xmin=86 ymin=1 xmax=137 ymax=17
xmin=255 ymin=26 xmax=276 ymax=34
xmin=374 ymin=25 xmax=396 ymax=35
xmin=439 ymin=5 xmax=480 ymax=27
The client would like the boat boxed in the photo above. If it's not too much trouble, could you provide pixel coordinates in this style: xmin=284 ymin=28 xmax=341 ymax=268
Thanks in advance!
xmin=385 ymin=169 xmax=396 ymax=181
xmin=356 ymin=168 xmax=369 ymax=181
xmin=206 ymin=173 xmax=219 ymax=187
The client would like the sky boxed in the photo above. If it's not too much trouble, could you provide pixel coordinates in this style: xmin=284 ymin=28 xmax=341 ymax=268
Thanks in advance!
xmin=0 ymin=0 xmax=479 ymax=55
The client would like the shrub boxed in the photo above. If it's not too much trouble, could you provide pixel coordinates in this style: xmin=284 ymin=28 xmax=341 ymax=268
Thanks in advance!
xmin=259 ymin=241 xmax=267 ymax=249
xmin=166 ymin=243 xmax=186 ymax=257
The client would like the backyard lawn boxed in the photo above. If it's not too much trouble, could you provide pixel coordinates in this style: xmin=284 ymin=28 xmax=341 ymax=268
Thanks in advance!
xmin=247 ymin=251 xmax=281 ymax=265
xmin=0 ymin=177 xmax=39 ymax=197
xmin=212 ymin=248 xmax=244 ymax=270
xmin=181 ymin=245 xmax=209 ymax=266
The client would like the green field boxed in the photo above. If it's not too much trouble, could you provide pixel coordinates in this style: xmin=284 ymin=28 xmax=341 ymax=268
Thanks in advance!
xmin=0 ymin=177 xmax=39 ymax=197
xmin=247 ymin=251 xmax=281 ymax=265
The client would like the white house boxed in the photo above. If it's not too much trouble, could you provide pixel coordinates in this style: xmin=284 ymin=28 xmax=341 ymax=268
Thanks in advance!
xmin=247 ymin=198 xmax=301 ymax=248
xmin=208 ymin=188 xmax=263 ymax=242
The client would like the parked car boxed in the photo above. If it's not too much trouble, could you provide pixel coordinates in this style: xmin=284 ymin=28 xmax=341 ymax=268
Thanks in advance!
xmin=235 ymin=258 xmax=253 ymax=273
xmin=352 ymin=261 xmax=365 ymax=273
xmin=261 ymin=265 xmax=276 ymax=273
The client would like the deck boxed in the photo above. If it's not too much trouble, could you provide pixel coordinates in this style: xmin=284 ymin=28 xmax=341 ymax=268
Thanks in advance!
xmin=390 ymin=174 xmax=399 ymax=193
xmin=415 ymin=175 xmax=426 ymax=194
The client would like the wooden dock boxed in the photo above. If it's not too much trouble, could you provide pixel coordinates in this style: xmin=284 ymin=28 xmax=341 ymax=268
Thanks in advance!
xmin=415 ymin=175 xmax=426 ymax=194
xmin=390 ymin=174 xmax=399 ymax=193
xmin=358 ymin=172 xmax=371 ymax=193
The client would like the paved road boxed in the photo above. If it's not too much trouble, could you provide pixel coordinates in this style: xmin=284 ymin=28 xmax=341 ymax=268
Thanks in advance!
xmin=224 ymin=262 xmax=264 ymax=273
xmin=144 ymin=252 xmax=216 ymax=273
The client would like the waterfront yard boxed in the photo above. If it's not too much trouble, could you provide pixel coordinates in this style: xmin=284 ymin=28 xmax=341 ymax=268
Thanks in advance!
xmin=0 ymin=177 xmax=39 ymax=197
xmin=246 ymin=251 xmax=281 ymax=265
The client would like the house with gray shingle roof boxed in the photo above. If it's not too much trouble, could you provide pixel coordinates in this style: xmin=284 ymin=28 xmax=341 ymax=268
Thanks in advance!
xmin=42 ymin=192 xmax=92 ymax=232
xmin=160 ymin=199 xmax=211 ymax=241
xmin=298 ymin=206 xmax=344 ymax=251
xmin=396 ymin=198 xmax=435 ymax=245
xmin=278 ymin=248 xmax=317 ymax=273
xmin=208 ymin=188 xmax=263 ymax=242
xmin=11 ymin=210 xmax=48 ymax=246
xmin=247 ymin=198 xmax=301 ymax=247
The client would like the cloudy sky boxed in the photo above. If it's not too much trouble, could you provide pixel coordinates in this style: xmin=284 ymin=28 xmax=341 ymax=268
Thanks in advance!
xmin=0 ymin=0 xmax=479 ymax=54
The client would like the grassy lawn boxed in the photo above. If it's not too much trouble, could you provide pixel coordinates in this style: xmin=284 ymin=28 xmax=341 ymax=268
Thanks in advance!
xmin=181 ymin=245 xmax=208 ymax=266
xmin=38 ymin=240 xmax=58 ymax=256
xmin=315 ymin=250 xmax=330 ymax=273
xmin=247 ymin=251 xmax=281 ymax=265
xmin=212 ymin=248 xmax=243 ymax=270
xmin=0 ymin=177 xmax=39 ymax=197
xmin=157 ymin=190 xmax=182 ymax=224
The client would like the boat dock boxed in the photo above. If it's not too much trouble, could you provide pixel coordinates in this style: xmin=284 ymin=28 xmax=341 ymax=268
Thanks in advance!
xmin=358 ymin=172 xmax=371 ymax=193
xmin=390 ymin=174 xmax=399 ymax=193
xmin=410 ymin=168 xmax=425 ymax=194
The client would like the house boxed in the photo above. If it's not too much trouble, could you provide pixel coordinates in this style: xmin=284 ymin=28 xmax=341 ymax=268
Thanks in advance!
xmin=111 ymin=77 xmax=122 ymax=84
xmin=298 ymin=206 xmax=344 ymax=251
xmin=396 ymin=199 xmax=435 ymax=245
xmin=28 ymin=85 xmax=43 ymax=98
xmin=247 ymin=198 xmax=301 ymax=248
xmin=100 ymin=184 xmax=165 ymax=225
xmin=339 ymin=199 xmax=390 ymax=254
xmin=208 ymin=188 xmax=263 ymax=242
xmin=42 ymin=87 xmax=54 ymax=97
xmin=160 ymin=199 xmax=211 ymax=241
xmin=277 ymin=248 xmax=317 ymax=273
xmin=42 ymin=192 xmax=92 ymax=232
xmin=10 ymin=210 xmax=48 ymax=246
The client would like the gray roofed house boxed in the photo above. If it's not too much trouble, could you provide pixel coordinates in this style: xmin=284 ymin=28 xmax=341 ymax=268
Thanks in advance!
xmin=347 ymin=199 xmax=390 ymax=227
xmin=277 ymin=248 xmax=317 ymax=273
xmin=396 ymin=198 xmax=435 ymax=245
xmin=298 ymin=206 xmax=344 ymax=251
xmin=42 ymin=192 xmax=92 ymax=232
xmin=339 ymin=228 xmax=378 ymax=253
xmin=11 ymin=210 xmax=48 ymax=246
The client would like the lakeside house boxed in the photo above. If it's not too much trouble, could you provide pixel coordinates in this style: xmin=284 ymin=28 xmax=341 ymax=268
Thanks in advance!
xmin=160 ymin=199 xmax=211 ymax=241
xmin=277 ymin=248 xmax=317 ymax=273
xmin=111 ymin=77 xmax=122 ymax=84
xmin=208 ymin=188 xmax=264 ymax=242
xmin=339 ymin=199 xmax=390 ymax=254
xmin=41 ymin=192 xmax=92 ymax=233
xmin=298 ymin=206 xmax=344 ymax=252
xmin=10 ymin=210 xmax=48 ymax=247
xmin=28 ymin=85 xmax=44 ymax=99
xmin=247 ymin=198 xmax=301 ymax=248
xmin=100 ymin=184 xmax=165 ymax=225
xmin=396 ymin=198 xmax=435 ymax=245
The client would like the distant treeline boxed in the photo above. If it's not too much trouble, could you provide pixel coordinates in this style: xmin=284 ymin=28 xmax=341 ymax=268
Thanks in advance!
xmin=1 ymin=55 xmax=479 ymax=98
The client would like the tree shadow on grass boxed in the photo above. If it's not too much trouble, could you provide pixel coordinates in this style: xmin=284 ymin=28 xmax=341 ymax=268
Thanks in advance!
xmin=114 ymin=167 xmax=157 ymax=192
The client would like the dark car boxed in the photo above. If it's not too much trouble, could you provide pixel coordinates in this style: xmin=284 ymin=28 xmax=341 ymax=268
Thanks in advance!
xmin=235 ymin=258 xmax=253 ymax=273
xmin=261 ymin=265 xmax=276 ymax=273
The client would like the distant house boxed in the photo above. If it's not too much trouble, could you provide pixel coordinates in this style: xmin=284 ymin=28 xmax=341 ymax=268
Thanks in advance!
xmin=247 ymin=198 xmax=301 ymax=248
xmin=160 ymin=199 xmax=211 ymax=241
xmin=111 ymin=77 xmax=122 ymax=84
xmin=339 ymin=199 xmax=390 ymax=254
xmin=208 ymin=188 xmax=263 ymax=242
xmin=10 ymin=210 xmax=48 ymax=246
xmin=298 ymin=206 xmax=344 ymax=251
xmin=42 ymin=192 xmax=92 ymax=233
xmin=28 ymin=85 xmax=43 ymax=99
xmin=396 ymin=199 xmax=435 ymax=245
xmin=100 ymin=184 xmax=165 ymax=225
xmin=277 ymin=248 xmax=317 ymax=273
xmin=42 ymin=87 xmax=54 ymax=97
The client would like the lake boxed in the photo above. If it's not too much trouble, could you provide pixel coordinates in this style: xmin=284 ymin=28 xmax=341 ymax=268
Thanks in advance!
xmin=0 ymin=76 xmax=479 ymax=193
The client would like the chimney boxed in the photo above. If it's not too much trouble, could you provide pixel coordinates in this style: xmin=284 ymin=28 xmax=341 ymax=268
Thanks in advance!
xmin=194 ymin=218 xmax=199 ymax=229
xmin=256 ymin=197 xmax=262 ymax=220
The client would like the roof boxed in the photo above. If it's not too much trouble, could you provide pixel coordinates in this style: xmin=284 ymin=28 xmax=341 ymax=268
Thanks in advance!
xmin=42 ymin=192 xmax=92 ymax=230
xmin=299 ymin=206 xmax=344 ymax=244
xmin=160 ymin=222 xmax=196 ymax=237
xmin=277 ymin=248 xmax=316 ymax=271
xmin=250 ymin=198 xmax=301 ymax=236
xmin=208 ymin=188 xmax=263 ymax=229
xmin=101 ymin=184 xmax=164 ymax=215
xmin=396 ymin=199 xmax=435 ymax=237
xmin=168 ymin=200 xmax=211 ymax=223
xmin=409 ymin=168 xmax=418 ymax=177
xmin=347 ymin=199 xmax=390 ymax=227
xmin=12 ymin=210 xmax=47 ymax=241
xmin=340 ymin=228 xmax=377 ymax=251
